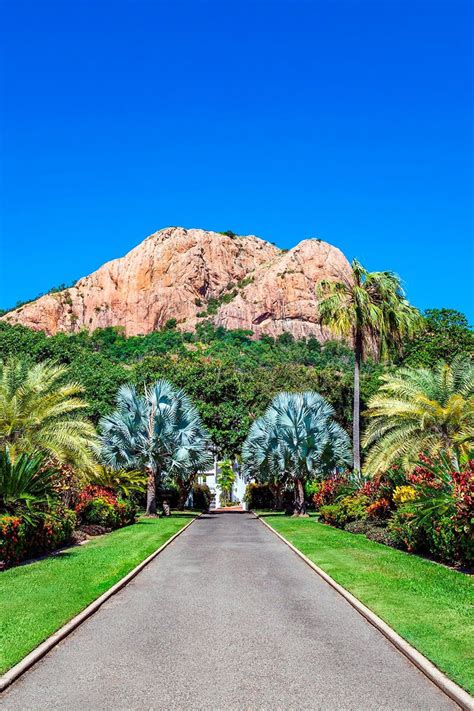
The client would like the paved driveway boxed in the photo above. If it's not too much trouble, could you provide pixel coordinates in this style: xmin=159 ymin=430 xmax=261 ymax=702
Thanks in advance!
xmin=1 ymin=512 xmax=456 ymax=710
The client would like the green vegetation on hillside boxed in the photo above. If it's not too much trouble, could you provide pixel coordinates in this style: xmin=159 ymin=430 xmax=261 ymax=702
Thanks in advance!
xmin=0 ymin=309 xmax=471 ymax=455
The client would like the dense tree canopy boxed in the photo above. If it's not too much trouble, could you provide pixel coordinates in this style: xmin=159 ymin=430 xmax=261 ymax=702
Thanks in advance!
xmin=402 ymin=309 xmax=473 ymax=367
xmin=0 ymin=311 xmax=471 ymax=457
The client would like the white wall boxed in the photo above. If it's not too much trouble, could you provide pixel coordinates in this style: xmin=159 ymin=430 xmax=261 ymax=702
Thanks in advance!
xmin=197 ymin=457 xmax=247 ymax=508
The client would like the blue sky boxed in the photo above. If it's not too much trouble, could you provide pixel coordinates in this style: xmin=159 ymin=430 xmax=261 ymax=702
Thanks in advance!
xmin=1 ymin=0 xmax=472 ymax=321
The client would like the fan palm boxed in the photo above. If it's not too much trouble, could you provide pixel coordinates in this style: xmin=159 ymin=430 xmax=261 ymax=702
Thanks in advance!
xmin=100 ymin=380 xmax=212 ymax=515
xmin=317 ymin=260 xmax=420 ymax=472
xmin=0 ymin=358 xmax=99 ymax=472
xmin=362 ymin=357 xmax=474 ymax=473
xmin=242 ymin=391 xmax=351 ymax=514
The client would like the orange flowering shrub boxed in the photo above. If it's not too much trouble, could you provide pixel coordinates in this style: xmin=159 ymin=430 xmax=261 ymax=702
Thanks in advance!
xmin=0 ymin=508 xmax=76 ymax=569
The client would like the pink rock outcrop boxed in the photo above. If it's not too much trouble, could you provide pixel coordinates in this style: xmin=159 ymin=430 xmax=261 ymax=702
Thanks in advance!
xmin=1 ymin=227 xmax=352 ymax=340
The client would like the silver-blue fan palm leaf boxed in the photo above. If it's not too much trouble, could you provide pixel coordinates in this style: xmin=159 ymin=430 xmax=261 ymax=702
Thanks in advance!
xmin=242 ymin=391 xmax=351 ymax=514
xmin=100 ymin=380 xmax=212 ymax=515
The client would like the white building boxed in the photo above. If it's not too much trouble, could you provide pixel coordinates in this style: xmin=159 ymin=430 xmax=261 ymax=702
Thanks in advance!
xmin=196 ymin=457 xmax=247 ymax=510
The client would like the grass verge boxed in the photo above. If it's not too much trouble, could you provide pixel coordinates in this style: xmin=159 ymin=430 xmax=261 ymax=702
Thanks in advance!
xmin=0 ymin=513 xmax=195 ymax=674
xmin=257 ymin=513 xmax=474 ymax=694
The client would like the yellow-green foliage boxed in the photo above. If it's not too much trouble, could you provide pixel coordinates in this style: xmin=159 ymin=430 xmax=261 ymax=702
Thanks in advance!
xmin=392 ymin=485 xmax=417 ymax=505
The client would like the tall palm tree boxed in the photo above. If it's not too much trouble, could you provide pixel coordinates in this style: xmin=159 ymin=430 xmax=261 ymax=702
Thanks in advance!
xmin=363 ymin=356 xmax=474 ymax=473
xmin=317 ymin=260 xmax=420 ymax=472
xmin=242 ymin=391 xmax=351 ymax=515
xmin=100 ymin=380 xmax=211 ymax=515
xmin=0 ymin=358 xmax=98 ymax=472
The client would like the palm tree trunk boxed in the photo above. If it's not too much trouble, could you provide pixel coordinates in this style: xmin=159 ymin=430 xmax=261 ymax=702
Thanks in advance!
xmin=177 ymin=481 xmax=189 ymax=511
xmin=146 ymin=467 xmax=157 ymax=516
xmin=270 ymin=482 xmax=283 ymax=510
xmin=293 ymin=479 xmax=306 ymax=516
xmin=353 ymin=332 xmax=362 ymax=473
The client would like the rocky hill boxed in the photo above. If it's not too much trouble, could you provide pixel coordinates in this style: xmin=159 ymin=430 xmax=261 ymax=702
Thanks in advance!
xmin=1 ymin=227 xmax=352 ymax=339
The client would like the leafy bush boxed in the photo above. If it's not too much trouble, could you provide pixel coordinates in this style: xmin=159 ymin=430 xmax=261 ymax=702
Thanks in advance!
xmin=340 ymin=494 xmax=369 ymax=522
xmin=0 ymin=515 xmax=26 ymax=566
xmin=192 ymin=483 xmax=211 ymax=510
xmin=319 ymin=494 xmax=369 ymax=528
xmin=0 ymin=449 xmax=58 ymax=522
xmin=312 ymin=477 xmax=349 ymax=508
xmin=90 ymin=467 xmax=147 ymax=498
xmin=344 ymin=520 xmax=371 ymax=535
xmin=0 ymin=507 xmax=77 ymax=568
xmin=75 ymin=485 xmax=136 ymax=529
xmin=364 ymin=525 xmax=396 ymax=547
xmin=393 ymin=485 xmax=417 ymax=505
xmin=388 ymin=505 xmax=425 ymax=553
xmin=244 ymin=483 xmax=275 ymax=509
xmin=318 ymin=503 xmax=347 ymax=527
xmin=366 ymin=498 xmax=391 ymax=520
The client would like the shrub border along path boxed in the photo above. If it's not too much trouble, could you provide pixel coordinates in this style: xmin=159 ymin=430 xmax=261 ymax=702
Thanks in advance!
xmin=0 ymin=514 xmax=199 ymax=693
xmin=255 ymin=513 xmax=474 ymax=711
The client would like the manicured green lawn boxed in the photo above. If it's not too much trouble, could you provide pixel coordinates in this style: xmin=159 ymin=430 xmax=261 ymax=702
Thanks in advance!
xmin=0 ymin=513 xmax=195 ymax=675
xmin=258 ymin=513 xmax=474 ymax=694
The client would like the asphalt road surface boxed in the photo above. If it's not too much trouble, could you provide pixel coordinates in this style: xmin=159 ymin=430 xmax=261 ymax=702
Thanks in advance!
xmin=1 ymin=512 xmax=456 ymax=710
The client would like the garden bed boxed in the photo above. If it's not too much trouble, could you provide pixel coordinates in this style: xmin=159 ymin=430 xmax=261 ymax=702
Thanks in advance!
xmin=257 ymin=512 xmax=474 ymax=694
xmin=0 ymin=513 xmax=195 ymax=675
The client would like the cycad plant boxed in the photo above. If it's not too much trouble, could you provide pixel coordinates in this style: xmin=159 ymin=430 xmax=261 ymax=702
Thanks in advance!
xmin=0 ymin=358 xmax=98 ymax=472
xmin=318 ymin=260 xmax=420 ymax=472
xmin=0 ymin=448 xmax=57 ymax=524
xmin=90 ymin=465 xmax=147 ymax=498
xmin=242 ymin=391 xmax=351 ymax=515
xmin=363 ymin=356 xmax=474 ymax=473
xmin=100 ymin=380 xmax=212 ymax=515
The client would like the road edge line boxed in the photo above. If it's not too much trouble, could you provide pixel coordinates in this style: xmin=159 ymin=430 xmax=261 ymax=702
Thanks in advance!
xmin=0 ymin=513 xmax=200 ymax=693
xmin=254 ymin=513 xmax=474 ymax=711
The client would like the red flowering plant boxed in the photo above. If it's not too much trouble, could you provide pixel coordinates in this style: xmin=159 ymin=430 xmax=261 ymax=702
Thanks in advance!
xmin=0 ymin=515 xmax=27 ymax=567
xmin=312 ymin=476 xmax=350 ymax=509
xmin=390 ymin=454 xmax=474 ymax=566
xmin=75 ymin=485 xmax=136 ymax=529
xmin=407 ymin=454 xmax=444 ymax=491
xmin=361 ymin=465 xmax=406 ymax=503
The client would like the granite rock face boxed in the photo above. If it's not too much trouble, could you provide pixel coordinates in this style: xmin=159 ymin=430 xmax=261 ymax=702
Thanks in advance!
xmin=1 ymin=227 xmax=352 ymax=339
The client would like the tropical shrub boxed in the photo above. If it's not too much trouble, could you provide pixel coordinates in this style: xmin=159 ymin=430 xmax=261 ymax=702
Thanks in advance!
xmin=191 ymin=483 xmax=211 ymax=510
xmin=318 ymin=503 xmax=348 ymax=527
xmin=75 ymin=485 xmax=136 ymax=529
xmin=0 ymin=515 xmax=26 ymax=566
xmin=366 ymin=498 xmax=391 ymax=519
xmin=244 ymin=483 xmax=276 ymax=509
xmin=340 ymin=494 xmax=369 ymax=522
xmin=387 ymin=505 xmax=424 ymax=552
xmin=0 ymin=507 xmax=77 ymax=568
xmin=312 ymin=476 xmax=349 ymax=508
xmin=392 ymin=485 xmax=417 ymax=505
xmin=0 ymin=449 xmax=58 ymax=522
xmin=364 ymin=525 xmax=396 ymax=547
xmin=344 ymin=520 xmax=372 ymax=535
xmin=217 ymin=459 xmax=235 ymax=505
